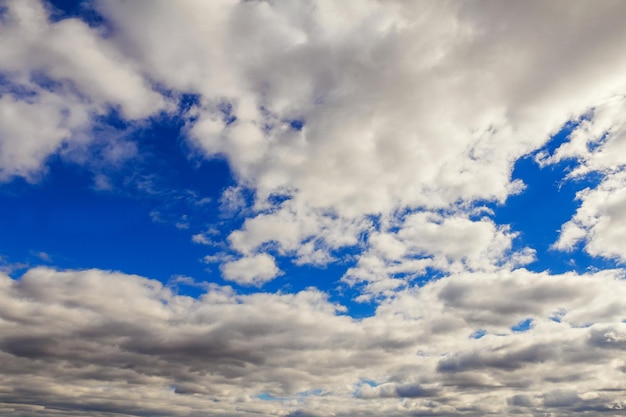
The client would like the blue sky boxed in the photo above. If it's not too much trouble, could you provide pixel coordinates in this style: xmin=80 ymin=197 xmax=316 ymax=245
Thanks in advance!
xmin=1 ymin=1 xmax=626 ymax=416
xmin=0 ymin=111 xmax=616 ymax=303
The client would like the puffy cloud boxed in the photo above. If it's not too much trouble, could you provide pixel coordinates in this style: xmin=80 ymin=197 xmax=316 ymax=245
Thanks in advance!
xmin=1 ymin=267 xmax=626 ymax=416
xmin=0 ymin=0 xmax=166 ymax=180
xmin=344 ymin=212 xmax=536 ymax=298
xmin=220 ymin=253 xmax=282 ymax=285
xmin=539 ymin=95 xmax=626 ymax=177
xmin=544 ymin=96 xmax=626 ymax=262
xmin=553 ymin=171 xmax=626 ymax=261
xmin=89 ymin=0 xmax=626 ymax=278
xmin=3 ymin=0 xmax=626 ymax=278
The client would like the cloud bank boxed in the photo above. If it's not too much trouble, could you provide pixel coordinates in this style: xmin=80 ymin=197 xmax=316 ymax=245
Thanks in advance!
xmin=1 ymin=267 xmax=625 ymax=416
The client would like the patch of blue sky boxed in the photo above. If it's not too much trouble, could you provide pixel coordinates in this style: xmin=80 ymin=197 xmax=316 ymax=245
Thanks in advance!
xmin=488 ymin=120 xmax=619 ymax=275
xmin=177 ymin=93 xmax=202 ymax=114
xmin=359 ymin=379 xmax=379 ymax=388
xmin=250 ymin=251 xmax=381 ymax=317
xmin=265 ymin=193 xmax=293 ymax=208
xmin=256 ymin=392 xmax=288 ymax=402
xmin=45 ymin=0 xmax=106 ymax=29
xmin=0 ymin=114 xmax=236 ymax=285
xmin=511 ymin=318 xmax=533 ymax=333
xmin=256 ymin=389 xmax=323 ymax=402
xmin=549 ymin=310 xmax=566 ymax=323
xmin=299 ymin=389 xmax=324 ymax=397
xmin=470 ymin=329 xmax=487 ymax=339
xmin=0 ymin=156 xmax=214 ymax=283
xmin=288 ymin=118 xmax=305 ymax=131
xmin=217 ymin=102 xmax=237 ymax=126
xmin=92 ymin=106 xmax=131 ymax=131
xmin=0 ymin=75 xmax=37 ymax=99
xmin=256 ymin=393 xmax=277 ymax=402
xmin=351 ymin=379 xmax=380 ymax=398
xmin=29 ymin=71 xmax=68 ymax=93
xmin=363 ymin=213 xmax=383 ymax=232
xmin=1 ymin=71 xmax=76 ymax=102
xmin=334 ymin=291 xmax=377 ymax=319
xmin=411 ymin=266 xmax=448 ymax=287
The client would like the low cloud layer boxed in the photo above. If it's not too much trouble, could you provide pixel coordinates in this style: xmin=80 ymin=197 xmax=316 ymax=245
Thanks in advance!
xmin=1 ymin=267 xmax=625 ymax=416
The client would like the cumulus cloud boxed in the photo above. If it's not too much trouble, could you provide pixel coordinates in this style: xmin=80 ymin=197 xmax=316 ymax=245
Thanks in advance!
xmin=344 ymin=212 xmax=536 ymax=298
xmin=3 ymin=0 xmax=626 ymax=279
xmin=0 ymin=267 xmax=625 ymax=416
xmin=85 ymin=0 xmax=626 ymax=282
xmin=541 ymin=95 xmax=626 ymax=262
xmin=220 ymin=253 xmax=282 ymax=285
xmin=0 ymin=0 xmax=166 ymax=180
xmin=539 ymin=95 xmax=626 ymax=177
xmin=553 ymin=171 xmax=626 ymax=261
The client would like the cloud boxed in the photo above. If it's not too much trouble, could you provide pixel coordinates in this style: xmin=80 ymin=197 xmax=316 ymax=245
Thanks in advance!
xmin=539 ymin=95 xmax=626 ymax=177
xmin=0 ymin=0 xmax=166 ymax=181
xmin=356 ymin=382 xmax=439 ymax=399
xmin=191 ymin=233 xmax=212 ymax=245
xmin=88 ymin=0 xmax=626 ymax=278
xmin=0 ymin=267 xmax=626 ymax=416
xmin=220 ymin=253 xmax=282 ymax=285
xmin=218 ymin=185 xmax=247 ymax=216
xmin=553 ymin=170 xmax=626 ymax=262
xmin=344 ymin=212 xmax=536 ymax=298
xmin=3 ymin=0 xmax=626 ymax=278
xmin=542 ymin=96 xmax=626 ymax=262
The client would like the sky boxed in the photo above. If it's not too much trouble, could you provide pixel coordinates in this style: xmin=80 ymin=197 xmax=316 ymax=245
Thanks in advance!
xmin=1 ymin=0 xmax=626 ymax=416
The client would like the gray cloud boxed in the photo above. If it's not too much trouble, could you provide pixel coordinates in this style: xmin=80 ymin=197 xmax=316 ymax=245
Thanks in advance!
xmin=437 ymin=343 xmax=557 ymax=373
xmin=0 ymin=267 xmax=625 ymax=416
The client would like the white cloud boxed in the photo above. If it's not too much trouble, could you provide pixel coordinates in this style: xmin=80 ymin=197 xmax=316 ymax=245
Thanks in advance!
xmin=0 ymin=90 xmax=88 ymax=180
xmin=3 ymin=0 xmax=626 ymax=278
xmin=219 ymin=185 xmax=247 ymax=216
xmin=539 ymin=95 xmax=626 ymax=177
xmin=175 ymin=214 xmax=190 ymax=230
xmin=542 ymin=95 xmax=626 ymax=262
xmin=221 ymin=253 xmax=282 ymax=286
xmin=554 ymin=171 xmax=626 ymax=261
xmin=88 ymin=0 xmax=626 ymax=276
xmin=192 ymin=233 xmax=212 ymax=245
xmin=344 ymin=212 xmax=535 ymax=298
xmin=0 ymin=0 xmax=166 ymax=181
